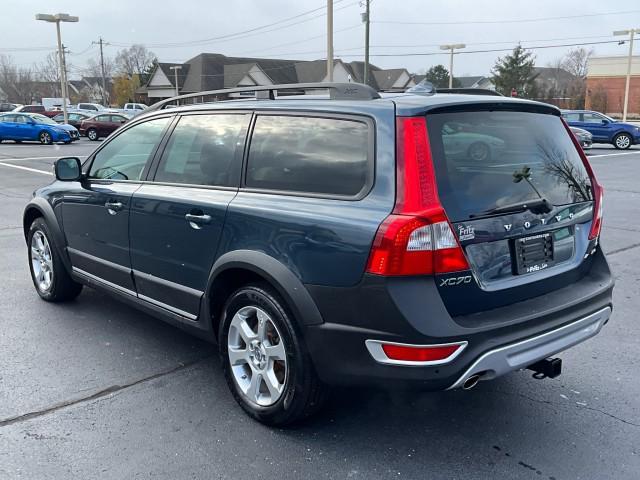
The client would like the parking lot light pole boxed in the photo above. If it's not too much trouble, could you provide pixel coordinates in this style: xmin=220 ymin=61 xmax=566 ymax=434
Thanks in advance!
xmin=169 ymin=66 xmax=182 ymax=97
xmin=35 ymin=13 xmax=79 ymax=125
xmin=440 ymin=44 xmax=466 ymax=88
xmin=327 ymin=0 xmax=334 ymax=82
xmin=614 ymin=29 xmax=639 ymax=122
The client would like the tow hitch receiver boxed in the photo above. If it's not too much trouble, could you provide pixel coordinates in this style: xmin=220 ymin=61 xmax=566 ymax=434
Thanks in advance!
xmin=527 ymin=357 xmax=562 ymax=379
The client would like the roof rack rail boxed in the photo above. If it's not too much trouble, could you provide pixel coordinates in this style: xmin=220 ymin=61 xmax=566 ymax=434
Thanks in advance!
xmin=436 ymin=88 xmax=503 ymax=97
xmin=147 ymin=82 xmax=381 ymax=112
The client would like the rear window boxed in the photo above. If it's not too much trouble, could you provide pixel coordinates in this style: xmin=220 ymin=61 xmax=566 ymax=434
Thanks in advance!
xmin=246 ymin=115 xmax=370 ymax=196
xmin=426 ymin=110 xmax=593 ymax=221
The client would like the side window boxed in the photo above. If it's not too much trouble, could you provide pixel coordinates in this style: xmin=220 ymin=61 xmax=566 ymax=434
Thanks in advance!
xmin=154 ymin=114 xmax=248 ymax=187
xmin=88 ymin=117 xmax=170 ymax=181
xmin=112 ymin=115 xmax=126 ymax=124
xmin=14 ymin=115 xmax=27 ymax=124
xmin=96 ymin=115 xmax=110 ymax=122
xmin=562 ymin=112 xmax=580 ymax=122
xmin=583 ymin=113 xmax=604 ymax=124
xmin=246 ymin=115 xmax=370 ymax=196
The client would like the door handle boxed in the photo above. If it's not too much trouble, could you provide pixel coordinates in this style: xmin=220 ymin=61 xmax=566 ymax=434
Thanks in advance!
xmin=105 ymin=201 xmax=124 ymax=215
xmin=185 ymin=213 xmax=212 ymax=230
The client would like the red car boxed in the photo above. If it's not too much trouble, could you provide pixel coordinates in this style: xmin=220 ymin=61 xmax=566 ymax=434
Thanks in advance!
xmin=79 ymin=113 xmax=129 ymax=141
xmin=13 ymin=105 xmax=59 ymax=118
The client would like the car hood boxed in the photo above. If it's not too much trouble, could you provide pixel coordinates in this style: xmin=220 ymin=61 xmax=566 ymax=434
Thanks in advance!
xmin=54 ymin=124 xmax=79 ymax=132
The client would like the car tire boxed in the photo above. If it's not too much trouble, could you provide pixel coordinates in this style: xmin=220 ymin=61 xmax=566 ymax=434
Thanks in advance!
xmin=27 ymin=218 xmax=82 ymax=302
xmin=613 ymin=133 xmax=632 ymax=150
xmin=468 ymin=141 xmax=491 ymax=161
xmin=39 ymin=131 xmax=53 ymax=145
xmin=219 ymin=283 xmax=329 ymax=426
xmin=87 ymin=129 xmax=99 ymax=141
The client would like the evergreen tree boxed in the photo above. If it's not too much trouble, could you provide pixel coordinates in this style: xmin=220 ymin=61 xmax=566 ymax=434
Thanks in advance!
xmin=491 ymin=45 xmax=538 ymax=98
xmin=425 ymin=64 xmax=461 ymax=89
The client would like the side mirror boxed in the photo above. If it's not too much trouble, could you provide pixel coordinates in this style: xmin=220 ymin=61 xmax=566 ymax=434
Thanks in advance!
xmin=601 ymin=119 xmax=610 ymax=125
xmin=54 ymin=157 xmax=82 ymax=181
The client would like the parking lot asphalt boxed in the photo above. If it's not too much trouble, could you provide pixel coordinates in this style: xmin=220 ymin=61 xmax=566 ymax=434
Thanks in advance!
xmin=0 ymin=139 xmax=638 ymax=479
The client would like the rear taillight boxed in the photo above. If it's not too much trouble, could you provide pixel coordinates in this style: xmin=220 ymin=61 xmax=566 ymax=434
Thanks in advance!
xmin=561 ymin=118 xmax=604 ymax=240
xmin=366 ymin=117 xmax=469 ymax=276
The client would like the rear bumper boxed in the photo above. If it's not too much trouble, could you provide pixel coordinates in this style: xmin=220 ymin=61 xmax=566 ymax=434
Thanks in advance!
xmin=303 ymin=250 xmax=613 ymax=389
xmin=447 ymin=306 xmax=610 ymax=389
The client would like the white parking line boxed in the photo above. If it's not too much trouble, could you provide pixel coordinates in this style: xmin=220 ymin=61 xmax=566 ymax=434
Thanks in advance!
xmin=588 ymin=151 xmax=640 ymax=158
xmin=0 ymin=162 xmax=52 ymax=175
xmin=0 ymin=155 xmax=89 ymax=162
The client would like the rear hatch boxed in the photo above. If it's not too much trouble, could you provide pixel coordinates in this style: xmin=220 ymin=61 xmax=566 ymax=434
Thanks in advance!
xmin=425 ymin=107 xmax=599 ymax=316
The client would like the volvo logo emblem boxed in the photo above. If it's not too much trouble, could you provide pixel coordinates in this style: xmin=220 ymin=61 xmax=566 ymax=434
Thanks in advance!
xmin=503 ymin=224 xmax=512 ymax=232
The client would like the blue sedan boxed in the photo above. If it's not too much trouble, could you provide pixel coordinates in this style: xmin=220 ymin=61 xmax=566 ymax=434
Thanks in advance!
xmin=561 ymin=109 xmax=640 ymax=149
xmin=0 ymin=112 xmax=79 ymax=144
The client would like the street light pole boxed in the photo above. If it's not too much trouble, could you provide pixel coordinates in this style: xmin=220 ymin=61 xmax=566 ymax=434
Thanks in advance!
xmin=614 ymin=29 xmax=639 ymax=121
xmin=439 ymin=43 xmax=466 ymax=88
xmin=327 ymin=0 xmax=334 ymax=81
xmin=36 ymin=13 xmax=78 ymax=125
xmin=362 ymin=0 xmax=370 ymax=86
xmin=169 ymin=66 xmax=182 ymax=97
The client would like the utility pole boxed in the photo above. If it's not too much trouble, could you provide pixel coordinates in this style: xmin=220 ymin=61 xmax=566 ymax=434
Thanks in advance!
xmin=327 ymin=0 xmax=333 ymax=82
xmin=614 ymin=29 xmax=639 ymax=121
xmin=92 ymin=37 xmax=108 ymax=106
xmin=362 ymin=0 xmax=370 ymax=86
xmin=61 ymin=45 xmax=70 ymax=106
xmin=439 ymin=43 xmax=466 ymax=88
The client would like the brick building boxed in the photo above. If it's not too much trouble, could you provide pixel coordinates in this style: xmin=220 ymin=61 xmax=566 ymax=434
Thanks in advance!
xmin=586 ymin=55 xmax=640 ymax=117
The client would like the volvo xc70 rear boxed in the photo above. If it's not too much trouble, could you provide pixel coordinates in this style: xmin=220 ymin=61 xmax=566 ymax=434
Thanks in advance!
xmin=24 ymin=83 xmax=613 ymax=425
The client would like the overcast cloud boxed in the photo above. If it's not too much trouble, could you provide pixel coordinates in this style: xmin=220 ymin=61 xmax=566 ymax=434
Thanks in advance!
xmin=1 ymin=0 xmax=636 ymax=77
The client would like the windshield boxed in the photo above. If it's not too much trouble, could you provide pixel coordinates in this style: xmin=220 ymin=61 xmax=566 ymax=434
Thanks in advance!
xmin=30 ymin=114 xmax=57 ymax=125
xmin=427 ymin=110 xmax=593 ymax=221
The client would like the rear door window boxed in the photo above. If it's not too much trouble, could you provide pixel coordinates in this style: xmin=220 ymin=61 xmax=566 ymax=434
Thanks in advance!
xmin=245 ymin=115 xmax=370 ymax=196
xmin=582 ymin=113 xmax=605 ymax=124
xmin=426 ymin=110 xmax=593 ymax=221
xmin=154 ymin=114 xmax=248 ymax=187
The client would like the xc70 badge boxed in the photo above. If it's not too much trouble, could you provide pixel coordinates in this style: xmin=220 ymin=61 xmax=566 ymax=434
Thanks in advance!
xmin=439 ymin=275 xmax=473 ymax=287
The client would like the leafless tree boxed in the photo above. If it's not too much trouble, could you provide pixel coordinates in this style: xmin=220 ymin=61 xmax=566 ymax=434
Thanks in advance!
xmin=561 ymin=47 xmax=593 ymax=79
xmin=0 ymin=54 xmax=37 ymax=103
xmin=115 ymin=44 xmax=156 ymax=78
xmin=561 ymin=47 xmax=594 ymax=109
xmin=35 ymin=52 xmax=62 ymax=97
xmin=84 ymin=56 xmax=115 ymax=79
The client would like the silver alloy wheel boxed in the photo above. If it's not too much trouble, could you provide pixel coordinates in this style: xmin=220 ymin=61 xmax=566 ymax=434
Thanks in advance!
xmin=616 ymin=134 xmax=631 ymax=149
xmin=88 ymin=129 xmax=98 ymax=141
xmin=31 ymin=230 xmax=54 ymax=292
xmin=227 ymin=306 xmax=288 ymax=407
xmin=40 ymin=132 xmax=51 ymax=144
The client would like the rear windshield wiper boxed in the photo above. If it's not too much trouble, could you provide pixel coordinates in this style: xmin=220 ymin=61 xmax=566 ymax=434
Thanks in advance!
xmin=469 ymin=198 xmax=552 ymax=219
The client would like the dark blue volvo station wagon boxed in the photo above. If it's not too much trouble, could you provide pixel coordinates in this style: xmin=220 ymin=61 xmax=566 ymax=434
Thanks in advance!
xmin=24 ymin=83 xmax=613 ymax=425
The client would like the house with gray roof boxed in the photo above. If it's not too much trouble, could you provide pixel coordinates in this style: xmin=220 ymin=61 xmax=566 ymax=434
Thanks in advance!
xmin=138 ymin=53 xmax=417 ymax=101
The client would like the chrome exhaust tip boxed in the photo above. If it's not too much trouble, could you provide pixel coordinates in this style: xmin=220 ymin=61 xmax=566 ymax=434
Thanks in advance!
xmin=462 ymin=374 xmax=481 ymax=390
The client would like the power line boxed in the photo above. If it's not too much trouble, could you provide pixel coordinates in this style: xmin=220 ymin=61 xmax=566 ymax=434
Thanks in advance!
xmin=373 ymin=9 xmax=640 ymax=26
xmin=236 ymin=24 xmax=362 ymax=56
xmin=338 ymin=39 xmax=629 ymax=58
xmin=106 ymin=0 xmax=359 ymax=49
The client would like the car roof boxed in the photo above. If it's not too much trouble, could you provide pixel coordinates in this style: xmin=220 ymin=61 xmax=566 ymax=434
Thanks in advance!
xmin=138 ymin=92 xmax=559 ymax=121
